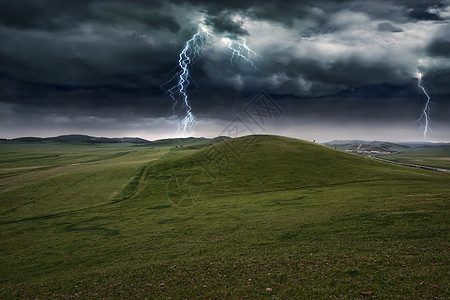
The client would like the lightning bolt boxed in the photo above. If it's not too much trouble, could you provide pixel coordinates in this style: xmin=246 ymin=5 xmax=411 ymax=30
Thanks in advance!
xmin=162 ymin=24 xmax=259 ymax=134
xmin=221 ymin=37 xmax=259 ymax=68
xmin=415 ymin=71 xmax=432 ymax=139
xmin=162 ymin=25 xmax=211 ymax=133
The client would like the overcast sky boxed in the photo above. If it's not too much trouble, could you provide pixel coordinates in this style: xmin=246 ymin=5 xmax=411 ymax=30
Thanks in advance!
xmin=1 ymin=0 xmax=449 ymax=141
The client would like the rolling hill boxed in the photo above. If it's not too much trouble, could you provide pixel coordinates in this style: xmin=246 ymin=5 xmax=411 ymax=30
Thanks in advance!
xmin=324 ymin=139 xmax=450 ymax=153
xmin=323 ymin=139 xmax=450 ymax=170
xmin=0 ymin=135 xmax=449 ymax=298
xmin=141 ymin=136 xmax=230 ymax=147
xmin=323 ymin=140 xmax=411 ymax=152
xmin=148 ymin=135 xmax=432 ymax=200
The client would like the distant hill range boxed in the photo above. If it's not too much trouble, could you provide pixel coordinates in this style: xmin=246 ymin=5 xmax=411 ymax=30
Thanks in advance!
xmin=0 ymin=134 xmax=230 ymax=145
xmin=1 ymin=134 xmax=447 ymax=150
xmin=1 ymin=134 xmax=149 ymax=144
xmin=323 ymin=139 xmax=449 ymax=153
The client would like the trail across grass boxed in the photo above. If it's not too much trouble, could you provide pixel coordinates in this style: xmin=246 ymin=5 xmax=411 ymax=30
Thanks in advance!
xmin=369 ymin=156 xmax=450 ymax=173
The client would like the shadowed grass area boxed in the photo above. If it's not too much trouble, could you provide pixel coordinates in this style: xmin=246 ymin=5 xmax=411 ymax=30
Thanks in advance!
xmin=0 ymin=135 xmax=448 ymax=298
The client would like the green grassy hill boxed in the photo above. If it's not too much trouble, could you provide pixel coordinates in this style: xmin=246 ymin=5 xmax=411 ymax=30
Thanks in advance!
xmin=150 ymin=135 xmax=426 ymax=198
xmin=0 ymin=135 xmax=449 ymax=298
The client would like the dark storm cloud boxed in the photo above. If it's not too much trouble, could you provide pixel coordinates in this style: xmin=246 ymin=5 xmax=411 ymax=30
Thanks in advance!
xmin=409 ymin=9 xmax=442 ymax=20
xmin=408 ymin=1 xmax=444 ymax=21
xmin=0 ymin=0 xmax=86 ymax=31
xmin=0 ymin=0 xmax=183 ymax=86
xmin=1 ymin=0 xmax=450 ymax=139
xmin=0 ymin=0 xmax=446 ymax=90
xmin=428 ymin=38 xmax=450 ymax=57
xmin=92 ymin=2 xmax=181 ymax=33
xmin=427 ymin=24 xmax=450 ymax=57
xmin=181 ymin=0 xmax=446 ymax=26
xmin=377 ymin=22 xmax=403 ymax=32
xmin=204 ymin=14 xmax=249 ymax=37
xmin=0 ymin=0 xmax=176 ymax=32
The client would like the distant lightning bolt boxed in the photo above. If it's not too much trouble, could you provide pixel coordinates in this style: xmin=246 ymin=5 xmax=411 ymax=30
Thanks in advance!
xmin=221 ymin=37 xmax=259 ymax=68
xmin=162 ymin=25 xmax=211 ymax=133
xmin=415 ymin=71 xmax=432 ymax=139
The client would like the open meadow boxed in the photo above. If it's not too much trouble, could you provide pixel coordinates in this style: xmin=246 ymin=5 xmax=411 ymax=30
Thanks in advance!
xmin=375 ymin=145 xmax=450 ymax=170
xmin=0 ymin=135 xmax=449 ymax=298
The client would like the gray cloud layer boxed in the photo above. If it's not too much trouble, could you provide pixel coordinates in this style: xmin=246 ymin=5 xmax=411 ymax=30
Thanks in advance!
xmin=0 ymin=0 xmax=449 ymax=139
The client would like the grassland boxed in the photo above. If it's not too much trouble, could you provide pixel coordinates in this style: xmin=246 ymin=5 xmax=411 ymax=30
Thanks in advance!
xmin=0 ymin=135 xmax=449 ymax=298
xmin=375 ymin=145 xmax=450 ymax=170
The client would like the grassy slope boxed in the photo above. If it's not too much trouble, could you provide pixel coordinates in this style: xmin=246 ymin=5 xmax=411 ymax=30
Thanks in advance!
xmin=0 ymin=135 xmax=449 ymax=298
xmin=375 ymin=146 xmax=450 ymax=169
xmin=0 ymin=143 xmax=169 ymax=223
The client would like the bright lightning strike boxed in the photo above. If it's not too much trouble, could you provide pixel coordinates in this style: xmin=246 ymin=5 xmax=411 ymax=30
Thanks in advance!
xmin=162 ymin=25 xmax=211 ymax=133
xmin=221 ymin=37 xmax=259 ymax=68
xmin=415 ymin=71 xmax=432 ymax=139
xmin=162 ymin=23 xmax=259 ymax=134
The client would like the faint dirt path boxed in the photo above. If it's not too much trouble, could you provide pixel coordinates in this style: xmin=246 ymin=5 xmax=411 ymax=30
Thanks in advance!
xmin=369 ymin=156 xmax=450 ymax=173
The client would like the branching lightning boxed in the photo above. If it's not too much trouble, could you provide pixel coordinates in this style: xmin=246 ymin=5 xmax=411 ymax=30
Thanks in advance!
xmin=162 ymin=23 xmax=259 ymax=134
xmin=415 ymin=71 xmax=432 ymax=139
xmin=162 ymin=25 xmax=211 ymax=133
xmin=221 ymin=37 xmax=259 ymax=68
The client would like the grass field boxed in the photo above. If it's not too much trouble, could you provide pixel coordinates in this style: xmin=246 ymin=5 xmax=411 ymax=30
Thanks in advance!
xmin=0 ymin=135 xmax=449 ymax=298
xmin=375 ymin=146 xmax=450 ymax=170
